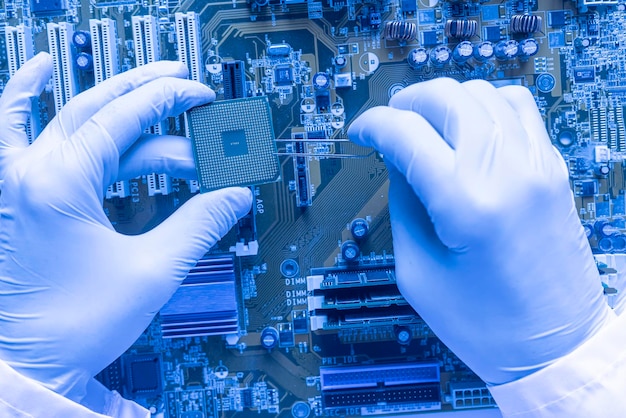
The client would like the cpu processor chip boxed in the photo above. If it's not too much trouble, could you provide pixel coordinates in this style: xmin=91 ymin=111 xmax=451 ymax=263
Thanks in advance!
xmin=187 ymin=96 xmax=280 ymax=192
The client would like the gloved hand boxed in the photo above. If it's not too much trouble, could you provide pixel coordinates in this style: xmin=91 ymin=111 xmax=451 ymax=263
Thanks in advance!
xmin=348 ymin=78 xmax=615 ymax=385
xmin=0 ymin=53 xmax=252 ymax=403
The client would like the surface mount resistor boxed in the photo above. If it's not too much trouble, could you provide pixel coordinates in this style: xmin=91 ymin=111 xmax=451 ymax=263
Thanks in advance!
xmin=444 ymin=20 xmax=478 ymax=39
xmin=510 ymin=15 xmax=542 ymax=34
xmin=383 ymin=20 xmax=417 ymax=41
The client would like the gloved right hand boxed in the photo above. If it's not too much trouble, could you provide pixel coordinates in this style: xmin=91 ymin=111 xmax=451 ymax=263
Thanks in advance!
xmin=0 ymin=53 xmax=252 ymax=406
xmin=348 ymin=78 xmax=615 ymax=385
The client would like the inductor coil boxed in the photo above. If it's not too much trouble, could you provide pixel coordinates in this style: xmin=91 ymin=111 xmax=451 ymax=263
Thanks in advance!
xmin=444 ymin=19 xmax=478 ymax=39
xmin=384 ymin=20 xmax=417 ymax=41
xmin=510 ymin=14 xmax=542 ymax=33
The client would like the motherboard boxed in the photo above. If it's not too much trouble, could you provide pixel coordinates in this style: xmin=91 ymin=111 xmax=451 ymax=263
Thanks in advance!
xmin=2 ymin=0 xmax=626 ymax=416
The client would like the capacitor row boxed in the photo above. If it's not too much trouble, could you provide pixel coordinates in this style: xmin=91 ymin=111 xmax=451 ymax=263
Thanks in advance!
xmin=585 ymin=220 xmax=626 ymax=253
xmin=408 ymin=39 xmax=539 ymax=68
xmin=70 ymin=29 xmax=96 ymax=71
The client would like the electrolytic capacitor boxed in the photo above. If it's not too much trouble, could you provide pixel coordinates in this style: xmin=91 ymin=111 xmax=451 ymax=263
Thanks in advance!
xmin=395 ymin=326 xmax=412 ymax=345
xmin=598 ymin=237 xmax=613 ymax=252
xmin=334 ymin=55 xmax=347 ymax=68
xmin=612 ymin=235 xmax=626 ymax=252
xmin=453 ymin=41 xmax=473 ymax=63
xmin=473 ymin=41 xmax=494 ymax=62
xmin=574 ymin=37 xmax=591 ymax=51
xmin=518 ymin=38 xmax=539 ymax=58
xmin=72 ymin=30 xmax=91 ymax=49
xmin=312 ymin=72 xmax=330 ymax=89
xmin=595 ymin=165 xmax=610 ymax=177
xmin=350 ymin=218 xmax=369 ymax=240
xmin=260 ymin=327 xmax=279 ymax=349
xmin=76 ymin=52 xmax=94 ymax=71
xmin=407 ymin=47 xmax=429 ymax=68
xmin=494 ymin=40 xmax=519 ymax=61
xmin=595 ymin=220 xmax=619 ymax=237
xmin=341 ymin=240 xmax=360 ymax=262
xmin=430 ymin=45 xmax=452 ymax=66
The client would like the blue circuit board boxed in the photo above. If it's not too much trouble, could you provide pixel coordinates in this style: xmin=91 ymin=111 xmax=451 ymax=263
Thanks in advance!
xmin=1 ymin=0 xmax=625 ymax=416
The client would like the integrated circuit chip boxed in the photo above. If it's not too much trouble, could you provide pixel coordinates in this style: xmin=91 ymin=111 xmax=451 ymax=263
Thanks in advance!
xmin=187 ymin=96 xmax=280 ymax=193
xmin=123 ymin=354 xmax=163 ymax=397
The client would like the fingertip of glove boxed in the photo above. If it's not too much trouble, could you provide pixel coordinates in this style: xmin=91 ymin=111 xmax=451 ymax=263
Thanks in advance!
xmin=29 ymin=52 xmax=53 ymax=77
xmin=231 ymin=187 xmax=254 ymax=218
xmin=155 ymin=60 xmax=190 ymax=79
xmin=497 ymin=84 xmax=534 ymax=102
xmin=199 ymin=84 xmax=216 ymax=104
xmin=166 ymin=78 xmax=215 ymax=106
xmin=204 ymin=187 xmax=253 ymax=220
xmin=388 ymin=77 xmax=461 ymax=109
xmin=347 ymin=106 xmax=390 ymax=147
xmin=33 ymin=51 xmax=53 ymax=65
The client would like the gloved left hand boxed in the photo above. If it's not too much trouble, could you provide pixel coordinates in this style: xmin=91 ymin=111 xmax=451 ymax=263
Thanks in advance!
xmin=0 ymin=53 xmax=252 ymax=404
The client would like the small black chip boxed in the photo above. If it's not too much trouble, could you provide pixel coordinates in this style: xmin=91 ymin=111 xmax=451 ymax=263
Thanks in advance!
xmin=401 ymin=0 xmax=416 ymax=13
xmin=274 ymin=65 xmax=293 ymax=85
xmin=31 ymin=0 xmax=67 ymax=16
xmin=123 ymin=354 xmax=163 ymax=397
xmin=548 ymin=10 xmax=567 ymax=27
xmin=483 ymin=26 xmax=502 ymax=42
xmin=573 ymin=67 xmax=595 ymax=83
xmin=420 ymin=31 xmax=439 ymax=46
xmin=187 ymin=96 xmax=281 ymax=192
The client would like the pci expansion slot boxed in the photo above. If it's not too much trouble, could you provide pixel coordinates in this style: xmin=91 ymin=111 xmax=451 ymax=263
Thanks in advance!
xmin=89 ymin=18 xmax=119 ymax=85
xmin=47 ymin=22 xmax=77 ymax=116
xmin=129 ymin=15 xmax=172 ymax=197
xmin=89 ymin=18 xmax=129 ymax=200
xmin=175 ymin=12 xmax=203 ymax=194
xmin=5 ymin=24 xmax=37 ymax=143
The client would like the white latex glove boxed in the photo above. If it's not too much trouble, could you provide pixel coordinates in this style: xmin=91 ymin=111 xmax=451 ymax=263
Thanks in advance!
xmin=0 ymin=53 xmax=252 ymax=403
xmin=348 ymin=78 xmax=615 ymax=385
